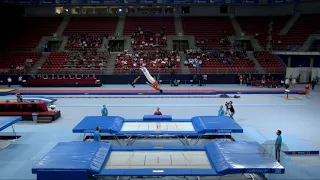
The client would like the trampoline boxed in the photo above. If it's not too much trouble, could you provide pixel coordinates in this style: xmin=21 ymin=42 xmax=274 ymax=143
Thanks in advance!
xmin=0 ymin=97 xmax=56 ymax=104
xmin=0 ymin=116 xmax=21 ymax=139
xmin=32 ymin=141 xmax=285 ymax=180
xmin=72 ymin=115 xmax=243 ymax=145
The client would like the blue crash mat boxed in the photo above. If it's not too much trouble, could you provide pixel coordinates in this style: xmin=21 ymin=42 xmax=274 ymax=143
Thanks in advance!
xmin=0 ymin=116 xmax=22 ymax=131
xmin=143 ymin=115 xmax=172 ymax=120
xmin=72 ymin=116 xmax=125 ymax=133
xmin=206 ymin=141 xmax=285 ymax=174
xmin=72 ymin=116 xmax=243 ymax=134
xmin=32 ymin=142 xmax=111 ymax=175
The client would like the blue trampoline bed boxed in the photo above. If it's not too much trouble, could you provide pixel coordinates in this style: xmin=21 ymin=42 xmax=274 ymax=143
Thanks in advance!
xmin=32 ymin=141 xmax=285 ymax=180
xmin=72 ymin=115 xmax=243 ymax=145
xmin=0 ymin=116 xmax=22 ymax=139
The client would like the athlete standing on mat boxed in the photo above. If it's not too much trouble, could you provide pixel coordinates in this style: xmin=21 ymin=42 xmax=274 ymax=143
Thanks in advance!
xmin=275 ymin=130 xmax=282 ymax=162
xmin=136 ymin=67 xmax=163 ymax=93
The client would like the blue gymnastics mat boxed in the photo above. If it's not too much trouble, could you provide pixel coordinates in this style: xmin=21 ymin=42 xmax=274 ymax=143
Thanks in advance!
xmin=32 ymin=141 xmax=284 ymax=180
xmin=0 ymin=116 xmax=22 ymax=132
xmin=264 ymin=134 xmax=319 ymax=155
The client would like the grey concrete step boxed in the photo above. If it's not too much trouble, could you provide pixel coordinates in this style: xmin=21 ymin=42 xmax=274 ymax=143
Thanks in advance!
xmin=56 ymin=16 xmax=70 ymax=37
xmin=30 ymin=52 xmax=51 ymax=74
xmin=279 ymin=13 xmax=299 ymax=35
xmin=247 ymin=51 xmax=265 ymax=74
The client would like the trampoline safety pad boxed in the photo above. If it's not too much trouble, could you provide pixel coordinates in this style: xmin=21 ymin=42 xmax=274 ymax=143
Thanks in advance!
xmin=105 ymin=151 xmax=211 ymax=169
xmin=120 ymin=122 xmax=195 ymax=132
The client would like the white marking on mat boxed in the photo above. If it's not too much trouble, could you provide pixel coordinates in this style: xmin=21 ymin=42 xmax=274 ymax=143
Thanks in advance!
xmin=121 ymin=122 xmax=195 ymax=131
xmin=105 ymin=151 xmax=211 ymax=169
xmin=30 ymin=142 xmax=58 ymax=160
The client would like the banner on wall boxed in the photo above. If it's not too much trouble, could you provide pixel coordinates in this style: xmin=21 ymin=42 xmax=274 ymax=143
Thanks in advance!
xmin=312 ymin=68 xmax=320 ymax=79
xmin=268 ymin=0 xmax=299 ymax=3
xmin=286 ymin=67 xmax=312 ymax=83
xmin=2 ymin=0 xmax=264 ymax=4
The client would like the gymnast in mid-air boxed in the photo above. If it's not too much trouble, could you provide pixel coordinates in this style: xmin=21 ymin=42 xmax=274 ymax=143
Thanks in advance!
xmin=131 ymin=67 xmax=163 ymax=93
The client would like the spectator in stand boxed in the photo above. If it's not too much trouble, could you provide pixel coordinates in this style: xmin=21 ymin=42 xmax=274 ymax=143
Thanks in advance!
xmin=154 ymin=107 xmax=162 ymax=115
xmin=101 ymin=104 xmax=108 ymax=116
xmin=66 ymin=34 xmax=103 ymax=50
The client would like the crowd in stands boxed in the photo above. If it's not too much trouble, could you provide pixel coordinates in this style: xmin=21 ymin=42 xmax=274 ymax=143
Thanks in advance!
xmin=196 ymin=34 xmax=231 ymax=50
xmin=0 ymin=52 xmax=41 ymax=75
xmin=184 ymin=49 xmax=254 ymax=69
xmin=131 ymin=27 xmax=167 ymax=50
xmin=40 ymin=50 xmax=108 ymax=72
xmin=115 ymin=50 xmax=180 ymax=72
xmin=65 ymin=34 xmax=103 ymax=50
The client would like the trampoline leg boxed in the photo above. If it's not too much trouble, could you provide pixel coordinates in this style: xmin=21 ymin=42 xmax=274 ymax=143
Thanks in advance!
xmin=178 ymin=137 xmax=186 ymax=145
xmin=11 ymin=125 xmax=17 ymax=139
xmin=128 ymin=136 xmax=139 ymax=146
xmin=83 ymin=133 xmax=86 ymax=141
xmin=184 ymin=135 xmax=190 ymax=146
xmin=126 ymin=135 xmax=137 ymax=146
xmin=114 ymin=135 xmax=122 ymax=146
xmin=194 ymin=135 xmax=202 ymax=145
xmin=179 ymin=135 xmax=188 ymax=146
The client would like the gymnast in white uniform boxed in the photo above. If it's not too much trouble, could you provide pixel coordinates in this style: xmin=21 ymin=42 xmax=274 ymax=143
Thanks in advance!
xmin=131 ymin=67 xmax=163 ymax=93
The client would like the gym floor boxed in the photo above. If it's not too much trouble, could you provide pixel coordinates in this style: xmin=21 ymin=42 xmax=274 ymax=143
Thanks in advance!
xmin=0 ymin=84 xmax=319 ymax=180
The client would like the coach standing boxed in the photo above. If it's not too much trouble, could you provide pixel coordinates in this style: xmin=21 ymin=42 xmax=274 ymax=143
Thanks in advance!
xmin=218 ymin=105 xmax=225 ymax=116
xmin=94 ymin=126 xmax=101 ymax=142
xmin=275 ymin=130 xmax=282 ymax=162
xmin=101 ymin=104 xmax=108 ymax=116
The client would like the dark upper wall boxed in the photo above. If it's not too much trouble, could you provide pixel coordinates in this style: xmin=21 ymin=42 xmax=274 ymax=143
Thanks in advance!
xmin=24 ymin=6 xmax=55 ymax=16
xmin=0 ymin=5 xmax=24 ymax=51
xmin=234 ymin=4 xmax=294 ymax=16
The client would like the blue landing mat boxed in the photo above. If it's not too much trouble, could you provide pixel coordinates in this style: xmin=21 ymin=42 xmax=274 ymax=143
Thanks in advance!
xmin=0 ymin=116 xmax=22 ymax=131
xmin=264 ymin=134 xmax=319 ymax=155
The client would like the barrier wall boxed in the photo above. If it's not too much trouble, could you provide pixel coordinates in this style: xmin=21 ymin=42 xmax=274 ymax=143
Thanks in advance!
xmin=0 ymin=74 xmax=285 ymax=85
